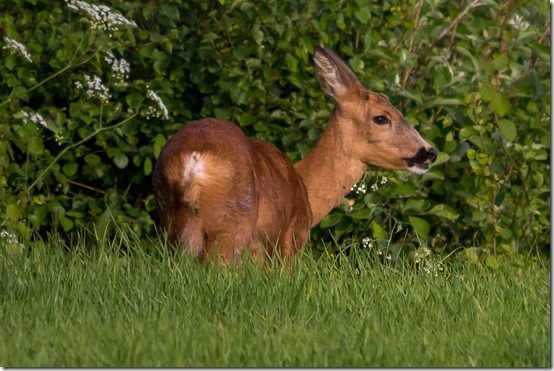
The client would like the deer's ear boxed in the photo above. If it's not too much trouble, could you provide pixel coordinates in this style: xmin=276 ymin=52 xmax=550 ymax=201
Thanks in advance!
xmin=314 ymin=46 xmax=363 ymax=100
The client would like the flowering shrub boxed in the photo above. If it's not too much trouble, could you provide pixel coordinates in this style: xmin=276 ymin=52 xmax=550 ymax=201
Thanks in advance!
xmin=3 ymin=36 xmax=32 ymax=63
xmin=0 ymin=0 xmax=550 ymax=261
xmin=0 ymin=0 xmax=168 ymax=246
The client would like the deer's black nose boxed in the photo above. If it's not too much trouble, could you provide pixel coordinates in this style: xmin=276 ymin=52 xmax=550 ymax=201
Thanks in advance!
xmin=427 ymin=148 xmax=437 ymax=163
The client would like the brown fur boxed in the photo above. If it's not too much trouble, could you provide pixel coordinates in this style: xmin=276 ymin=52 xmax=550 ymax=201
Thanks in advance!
xmin=153 ymin=118 xmax=311 ymax=264
xmin=152 ymin=46 xmax=436 ymax=264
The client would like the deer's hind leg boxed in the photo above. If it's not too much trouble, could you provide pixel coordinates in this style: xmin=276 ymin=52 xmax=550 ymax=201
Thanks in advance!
xmin=164 ymin=205 xmax=207 ymax=257
xmin=199 ymin=212 xmax=256 ymax=267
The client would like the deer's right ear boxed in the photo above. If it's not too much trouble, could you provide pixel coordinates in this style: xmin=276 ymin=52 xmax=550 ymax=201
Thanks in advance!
xmin=314 ymin=46 xmax=363 ymax=101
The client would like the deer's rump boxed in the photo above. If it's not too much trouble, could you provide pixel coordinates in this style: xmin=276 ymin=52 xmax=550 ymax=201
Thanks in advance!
xmin=152 ymin=118 xmax=312 ymax=261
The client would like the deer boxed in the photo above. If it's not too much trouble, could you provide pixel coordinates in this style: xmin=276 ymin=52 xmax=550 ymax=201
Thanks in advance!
xmin=152 ymin=45 xmax=437 ymax=265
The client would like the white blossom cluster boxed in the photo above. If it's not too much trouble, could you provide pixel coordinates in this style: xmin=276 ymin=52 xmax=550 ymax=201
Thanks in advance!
xmin=413 ymin=247 xmax=445 ymax=276
xmin=3 ymin=37 xmax=32 ymax=63
xmin=105 ymin=51 xmax=130 ymax=81
xmin=351 ymin=176 xmax=388 ymax=194
xmin=146 ymin=89 xmax=169 ymax=120
xmin=1 ymin=230 xmax=24 ymax=250
xmin=370 ymin=176 xmax=388 ymax=192
xmin=509 ymin=14 xmax=530 ymax=31
xmin=376 ymin=249 xmax=392 ymax=261
xmin=75 ymin=74 xmax=110 ymax=102
xmin=350 ymin=181 xmax=367 ymax=194
xmin=54 ymin=132 xmax=64 ymax=145
xmin=361 ymin=237 xmax=373 ymax=249
xmin=65 ymin=0 xmax=137 ymax=36
xmin=20 ymin=110 xmax=47 ymax=127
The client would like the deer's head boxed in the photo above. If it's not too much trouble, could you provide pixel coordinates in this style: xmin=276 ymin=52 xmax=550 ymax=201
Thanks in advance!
xmin=314 ymin=46 xmax=437 ymax=174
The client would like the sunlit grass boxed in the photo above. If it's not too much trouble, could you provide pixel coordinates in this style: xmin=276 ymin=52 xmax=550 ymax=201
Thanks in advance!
xmin=0 ymin=230 xmax=550 ymax=367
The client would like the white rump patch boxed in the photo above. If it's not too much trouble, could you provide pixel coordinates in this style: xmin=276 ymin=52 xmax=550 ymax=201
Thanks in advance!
xmin=183 ymin=151 xmax=205 ymax=181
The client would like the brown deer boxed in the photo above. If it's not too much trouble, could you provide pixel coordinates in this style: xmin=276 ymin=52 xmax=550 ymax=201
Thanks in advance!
xmin=152 ymin=46 xmax=437 ymax=264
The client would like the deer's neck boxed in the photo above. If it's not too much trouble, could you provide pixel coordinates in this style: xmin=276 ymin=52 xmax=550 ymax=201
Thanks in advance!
xmin=294 ymin=110 xmax=367 ymax=227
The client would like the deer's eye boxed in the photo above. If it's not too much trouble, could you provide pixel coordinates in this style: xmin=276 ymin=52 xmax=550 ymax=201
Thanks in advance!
xmin=373 ymin=115 xmax=390 ymax=125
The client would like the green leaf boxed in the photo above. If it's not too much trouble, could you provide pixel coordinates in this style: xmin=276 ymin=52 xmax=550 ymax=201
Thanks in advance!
xmin=349 ymin=57 xmax=364 ymax=72
xmin=7 ymin=204 xmax=22 ymax=221
xmin=354 ymin=7 xmax=372 ymax=23
xmin=114 ymin=154 xmax=129 ymax=169
xmin=479 ymin=85 xmax=496 ymax=101
xmin=14 ymin=86 xmax=28 ymax=99
xmin=462 ymin=247 xmax=480 ymax=265
xmin=153 ymin=134 xmax=167 ymax=158
xmin=404 ymin=198 xmax=428 ymax=213
xmin=450 ymin=142 xmax=469 ymax=162
xmin=485 ymin=255 xmax=498 ymax=269
xmin=28 ymin=137 xmax=44 ymax=155
xmin=320 ymin=212 xmax=342 ymax=228
xmin=95 ymin=207 xmax=114 ymax=240
xmin=126 ymin=92 xmax=144 ymax=110
xmin=492 ymin=52 xmax=509 ymax=71
xmin=143 ymin=158 xmax=153 ymax=176
xmin=337 ymin=13 xmax=346 ymax=30
xmin=397 ymin=90 xmax=424 ymax=104
xmin=370 ymin=220 xmax=386 ymax=240
xmin=350 ymin=208 xmax=371 ymax=220
xmin=409 ymin=216 xmax=430 ymax=240
xmin=428 ymin=204 xmax=459 ymax=221
xmin=63 ymin=162 xmax=78 ymax=177
xmin=69 ymin=103 xmax=83 ymax=118
xmin=498 ymin=119 xmax=517 ymax=141
xmin=85 ymin=153 xmax=101 ymax=166
xmin=430 ymin=97 xmax=464 ymax=107
xmin=499 ymin=227 xmax=513 ymax=240
xmin=252 ymin=24 xmax=264 ymax=45
xmin=489 ymin=93 xmax=511 ymax=117
xmin=59 ymin=216 xmax=74 ymax=232
xmin=214 ymin=108 xmax=230 ymax=120
xmin=161 ymin=4 xmax=180 ymax=19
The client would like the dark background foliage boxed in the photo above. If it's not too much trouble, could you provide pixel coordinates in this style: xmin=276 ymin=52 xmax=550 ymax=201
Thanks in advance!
xmin=0 ymin=0 xmax=550 ymax=262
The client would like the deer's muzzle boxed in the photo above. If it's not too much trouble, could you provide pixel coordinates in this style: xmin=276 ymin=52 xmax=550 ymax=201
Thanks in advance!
xmin=404 ymin=147 xmax=437 ymax=174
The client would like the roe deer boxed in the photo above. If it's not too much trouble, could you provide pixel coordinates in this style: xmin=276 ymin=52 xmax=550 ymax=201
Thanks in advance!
xmin=152 ymin=46 xmax=437 ymax=264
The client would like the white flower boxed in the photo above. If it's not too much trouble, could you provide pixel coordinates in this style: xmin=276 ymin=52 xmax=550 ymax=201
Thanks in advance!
xmin=55 ymin=132 xmax=65 ymax=145
xmin=1 ymin=230 xmax=24 ymax=250
xmin=508 ymin=14 xmax=530 ymax=31
xmin=380 ymin=176 xmax=388 ymax=185
xmin=105 ymin=51 xmax=130 ymax=81
xmin=20 ymin=110 xmax=47 ymax=127
xmin=3 ymin=37 xmax=32 ymax=63
xmin=350 ymin=181 xmax=367 ymax=194
xmin=361 ymin=237 xmax=373 ymax=249
xmin=65 ymin=0 xmax=137 ymax=36
xmin=76 ymin=74 xmax=110 ymax=102
xmin=146 ymin=89 xmax=169 ymax=120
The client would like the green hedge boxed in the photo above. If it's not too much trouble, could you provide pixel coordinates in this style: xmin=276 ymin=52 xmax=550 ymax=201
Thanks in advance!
xmin=1 ymin=0 xmax=550 ymax=260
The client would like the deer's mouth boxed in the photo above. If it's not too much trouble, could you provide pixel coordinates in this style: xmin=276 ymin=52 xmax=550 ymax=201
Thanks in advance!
xmin=404 ymin=147 xmax=437 ymax=174
xmin=407 ymin=162 xmax=430 ymax=174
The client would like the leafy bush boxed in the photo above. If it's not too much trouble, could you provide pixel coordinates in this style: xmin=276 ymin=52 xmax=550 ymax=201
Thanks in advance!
xmin=0 ymin=0 xmax=549 ymax=260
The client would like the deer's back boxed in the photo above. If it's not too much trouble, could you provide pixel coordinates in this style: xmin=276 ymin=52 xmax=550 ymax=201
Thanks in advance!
xmin=152 ymin=118 xmax=311 ymax=258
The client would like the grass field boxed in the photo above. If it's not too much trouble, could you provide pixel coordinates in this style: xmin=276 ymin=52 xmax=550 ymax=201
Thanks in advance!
xmin=0 ymin=233 xmax=550 ymax=367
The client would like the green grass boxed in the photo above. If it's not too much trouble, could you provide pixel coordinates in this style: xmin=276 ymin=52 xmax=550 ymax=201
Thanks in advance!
xmin=0 ymin=234 xmax=550 ymax=367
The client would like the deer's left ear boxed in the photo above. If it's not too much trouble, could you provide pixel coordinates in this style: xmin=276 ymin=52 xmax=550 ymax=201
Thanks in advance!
xmin=313 ymin=46 xmax=364 ymax=101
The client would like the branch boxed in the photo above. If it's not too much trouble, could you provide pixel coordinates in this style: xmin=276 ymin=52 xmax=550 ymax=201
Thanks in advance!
xmin=28 ymin=112 xmax=139 ymax=193
xmin=412 ymin=0 xmax=485 ymax=78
